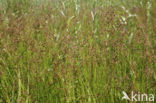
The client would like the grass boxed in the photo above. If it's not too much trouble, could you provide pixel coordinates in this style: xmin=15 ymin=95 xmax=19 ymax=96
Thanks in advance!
xmin=0 ymin=0 xmax=156 ymax=103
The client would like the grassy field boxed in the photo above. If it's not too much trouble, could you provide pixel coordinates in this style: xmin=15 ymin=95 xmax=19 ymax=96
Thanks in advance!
xmin=0 ymin=0 xmax=156 ymax=103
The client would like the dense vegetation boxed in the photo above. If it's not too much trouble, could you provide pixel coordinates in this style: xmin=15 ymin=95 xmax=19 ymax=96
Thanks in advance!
xmin=0 ymin=0 xmax=156 ymax=103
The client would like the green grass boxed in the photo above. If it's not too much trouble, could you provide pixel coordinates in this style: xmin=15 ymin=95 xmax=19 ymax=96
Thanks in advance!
xmin=0 ymin=0 xmax=156 ymax=103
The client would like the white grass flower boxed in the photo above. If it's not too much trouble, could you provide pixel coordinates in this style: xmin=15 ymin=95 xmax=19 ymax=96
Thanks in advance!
xmin=60 ymin=10 xmax=65 ymax=17
xmin=107 ymin=34 xmax=109 ymax=38
xmin=121 ymin=16 xmax=126 ymax=22
xmin=129 ymin=33 xmax=134 ymax=44
xmin=91 ymin=8 xmax=95 ymax=21
xmin=120 ymin=16 xmax=127 ymax=25
xmin=45 ymin=20 xmax=48 ymax=24
xmin=121 ymin=6 xmax=137 ymax=18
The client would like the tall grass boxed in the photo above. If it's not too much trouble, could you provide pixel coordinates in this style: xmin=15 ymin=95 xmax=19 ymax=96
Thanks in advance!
xmin=0 ymin=0 xmax=156 ymax=103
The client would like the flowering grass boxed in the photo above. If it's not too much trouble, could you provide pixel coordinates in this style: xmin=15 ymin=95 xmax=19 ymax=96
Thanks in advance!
xmin=0 ymin=0 xmax=156 ymax=103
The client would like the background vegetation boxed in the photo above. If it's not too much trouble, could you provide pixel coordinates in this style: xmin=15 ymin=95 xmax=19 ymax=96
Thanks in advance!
xmin=0 ymin=0 xmax=156 ymax=103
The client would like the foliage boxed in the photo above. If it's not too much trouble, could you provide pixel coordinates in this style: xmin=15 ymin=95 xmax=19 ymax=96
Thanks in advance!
xmin=0 ymin=0 xmax=156 ymax=103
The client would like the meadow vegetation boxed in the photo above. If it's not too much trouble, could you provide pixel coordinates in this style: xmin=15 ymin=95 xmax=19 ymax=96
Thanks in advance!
xmin=0 ymin=0 xmax=156 ymax=103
